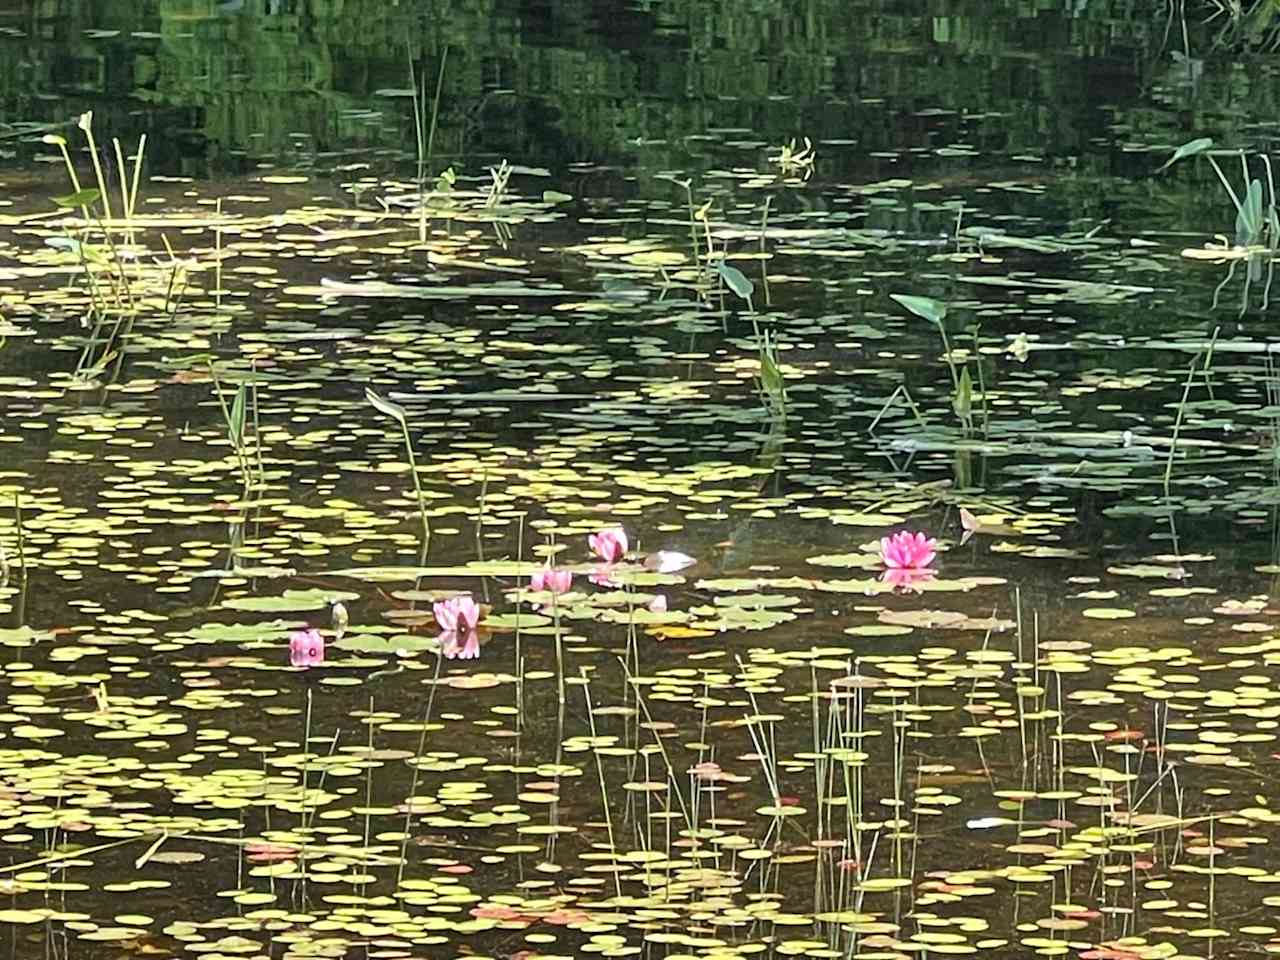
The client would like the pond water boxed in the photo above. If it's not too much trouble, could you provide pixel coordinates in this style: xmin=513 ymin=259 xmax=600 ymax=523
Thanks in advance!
xmin=4 ymin=2 xmax=1280 ymax=959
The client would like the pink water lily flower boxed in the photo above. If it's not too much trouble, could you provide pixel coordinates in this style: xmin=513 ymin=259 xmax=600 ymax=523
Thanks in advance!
xmin=879 ymin=531 xmax=937 ymax=570
xmin=440 ymin=630 xmax=480 ymax=660
xmin=648 ymin=594 xmax=668 ymax=613
xmin=433 ymin=595 xmax=480 ymax=633
xmin=589 ymin=527 xmax=628 ymax=564
xmin=530 ymin=567 xmax=573 ymax=594
xmin=289 ymin=628 xmax=325 ymax=668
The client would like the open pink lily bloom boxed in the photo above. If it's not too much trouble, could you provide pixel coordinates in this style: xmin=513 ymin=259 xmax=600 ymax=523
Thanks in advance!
xmin=589 ymin=527 xmax=628 ymax=564
xmin=530 ymin=567 xmax=572 ymax=594
xmin=289 ymin=628 xmax=325 ymax=668
xmin=440 ymin=629 xmax=480 ymax=660
xmin=879 ymin=531 xmax=937 ymax=570
xmin=433 ymin=595 xmax=480 ymax=633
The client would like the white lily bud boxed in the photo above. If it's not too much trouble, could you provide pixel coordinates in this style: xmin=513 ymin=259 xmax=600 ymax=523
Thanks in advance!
xmin=331 ymin=601 xmax=349 ymax=640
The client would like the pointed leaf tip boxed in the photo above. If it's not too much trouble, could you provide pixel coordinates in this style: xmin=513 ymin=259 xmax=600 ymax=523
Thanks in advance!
xmin=365 ymin=387 xmax=408 ymax=423
xmin=1157 ymin=137 xmax=1213 ymax=173
xmin=890 ymin=293 xmax=947 ymax=325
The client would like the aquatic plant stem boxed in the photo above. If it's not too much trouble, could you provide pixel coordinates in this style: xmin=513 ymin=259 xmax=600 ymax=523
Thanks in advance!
xmin=0 ymin=834 xmax=159 ymax=876
xmin=128 ymin=134 xmax=146 ymax=225
xmin=251 ymin=359 xmax=265 ymax=484
xmin=618 ymin=657 xmax=694 ymax=832
xmin=1264 ymin=154 xmax=1278 ymax=246
xmin=513 ymin=513 xmax=525 ymax=731
xmin=366 ymin=389 xmax=432 ymax=552
xmin=207 ymin=362 xmax=252 ymax=490
xmin=681 ymin=181 xmax=702 ymax=286
xmin=971 ymin=327 xmax=990 ymax=437
xmin=581 ymin=668 xmax=622 ymax=898
xmin=889 ymin=708 xmax=903 ymax=876
xmin=1206 ymin=154 xmax=1242 ymax=212
xmin=112 ymin=138 xmax=129 ymax=230
xmin=866 ymin=384 xmax=928 ymax=435
xmin=1014 ymin=587 xmax=1028 ymax=766
xmin=160 ymin=235 xmax=188 ymax=314
xmin=425 ymin=46 xmax=448 ymax=184
xmin=361 ymin=694 xmax=374 ymax=900
xmin=474 ymin=469 xmax=488 ymax=560
xmin=13 ymin=494 xmax=25 ymax=583
xmin=1208 ymin=814 xmax=1216 ymax=929
xmin=810 ymin=664 xmax=823 ymax=846
xmin=1164 ymin=327 xmax=1219 ymax=499
xmin=758 ymin=195 xmax=772 ymax=307
xmin=408 ymin=46 xmax=424 ymax=187
xmin=400 ymin=421 xmax=430 ymax=548
xmin=396 ymin=654 xmax=442 ymax=890
xmin=851 ymin=662 xmax=866 ymax=880
xmin=215 ymin=197 xmax=223 ymax=314
xmin=936 ymin=323 xmax=961 ymax=394
xmin=544 ymin=696 xmax=568 ymax=868
xmin=80 ymin=119 xmax=113 ymax=222
xmin=296 ymin=685 xmax=313 ymax=906
xmin=49 ymin=137 xmax=88 ymax=219
xmin=553 ymin=593 xmax=565 ymax=708
xmin=300 ymin=687 xmax=313 ymax=828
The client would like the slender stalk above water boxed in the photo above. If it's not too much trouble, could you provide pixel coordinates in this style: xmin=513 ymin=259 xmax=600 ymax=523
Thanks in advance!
xmin=366 ymin=388 xmax=431 ymax=552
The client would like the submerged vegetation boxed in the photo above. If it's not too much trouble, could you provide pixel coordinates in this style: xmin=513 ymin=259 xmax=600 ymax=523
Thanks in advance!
xmin=5 ymin=3 xmax=1280 ymax=960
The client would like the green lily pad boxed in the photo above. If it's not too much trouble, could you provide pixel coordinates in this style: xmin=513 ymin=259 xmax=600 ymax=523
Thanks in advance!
xmin=332 ymin=634 xmax=437 ymax=654
xmin=221 ymin=589 xmax=359 ymax=612
xmin=483 ymin=612 xmax=552 ymax=630
xmin=806 ymin=552 xmax=881 ymax=569
xmin=329 ymin=563 xmax=543 ymax=581
xmin=0 ymin=626 xmax=54 ymax=647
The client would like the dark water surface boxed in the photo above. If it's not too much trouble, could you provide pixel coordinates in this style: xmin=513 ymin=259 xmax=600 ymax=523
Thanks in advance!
xmin=3 ymin=3 xmax=1280 ymax=960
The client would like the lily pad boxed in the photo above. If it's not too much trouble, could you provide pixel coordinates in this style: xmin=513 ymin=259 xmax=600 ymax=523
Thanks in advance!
xmin=222 ymin=589 xmax=359 ymax=612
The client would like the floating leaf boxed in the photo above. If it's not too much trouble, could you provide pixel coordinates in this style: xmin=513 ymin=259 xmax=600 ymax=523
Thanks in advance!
xmin=857 ymin=878 xmax=912 ymax=892
xmin=222 ymin=589 xmax=358 ymax=612
xmin=878 ymin=609 xmax=1014 ymax=630
xmin=482 ymin=612 xmax=552 ymax=630
xmin=52 ymin=187 xmax=101 ymax=209
xmin=1082 ymin=608 xmax=1136 ymax=620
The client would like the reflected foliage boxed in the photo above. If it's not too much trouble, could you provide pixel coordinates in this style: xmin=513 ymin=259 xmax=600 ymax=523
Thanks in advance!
xmin=0 ymin=0 xmax=1271 ymax=186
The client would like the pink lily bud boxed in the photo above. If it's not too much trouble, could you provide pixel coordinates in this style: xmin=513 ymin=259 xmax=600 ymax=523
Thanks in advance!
xmin=289 ymin=628 xmax=325 ymax=668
